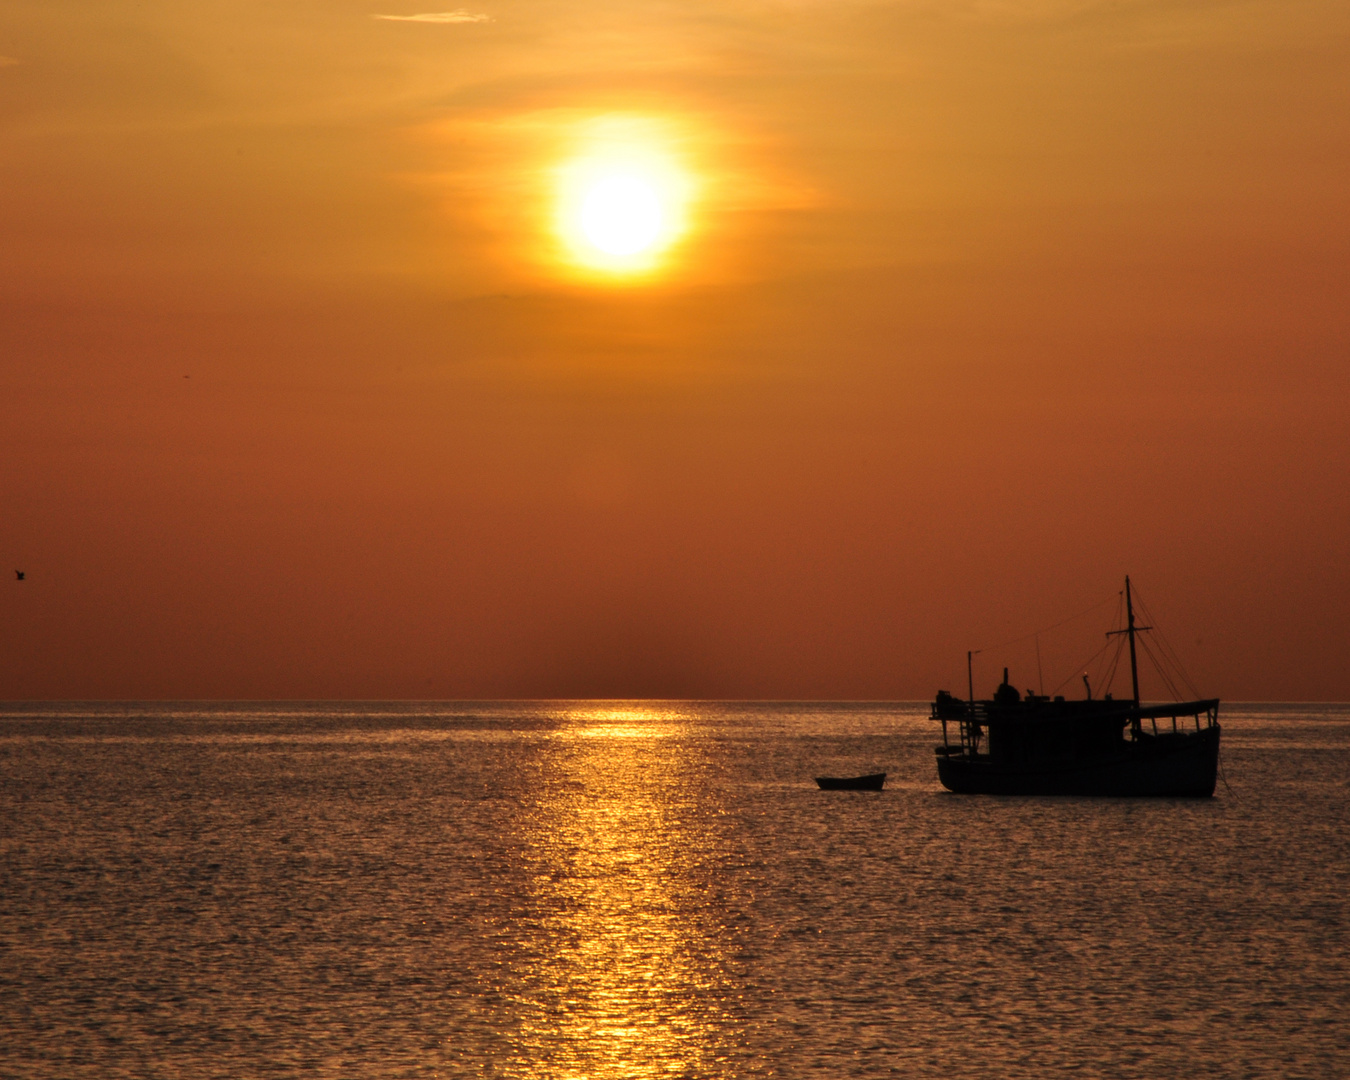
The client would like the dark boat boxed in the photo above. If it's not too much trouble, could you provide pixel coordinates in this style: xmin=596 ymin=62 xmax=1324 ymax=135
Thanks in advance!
xmin=933 ymin=577 xmax=1220 ymax=797
xmin=815 ymin=773 xmax=886 ymax=791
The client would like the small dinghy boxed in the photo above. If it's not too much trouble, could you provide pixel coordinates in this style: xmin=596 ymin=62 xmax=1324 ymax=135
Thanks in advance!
xmin=814 ymin=772 xmax=886 ymax=791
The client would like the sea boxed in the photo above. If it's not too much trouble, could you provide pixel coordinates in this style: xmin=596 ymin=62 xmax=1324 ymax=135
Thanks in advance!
xmin=1 ymin=701 xmax=1346 ymax=1079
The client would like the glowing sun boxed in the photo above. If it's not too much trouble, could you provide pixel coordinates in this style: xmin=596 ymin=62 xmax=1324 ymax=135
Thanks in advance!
xmin=579 ymin=173 xmax=663 ymax=256
xmin=554 ymin=119 xmax=693 ymax=277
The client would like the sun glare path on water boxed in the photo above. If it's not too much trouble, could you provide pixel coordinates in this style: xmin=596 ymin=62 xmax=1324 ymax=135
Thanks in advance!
xmin=554 ymin=118 xmax=694 ymax=280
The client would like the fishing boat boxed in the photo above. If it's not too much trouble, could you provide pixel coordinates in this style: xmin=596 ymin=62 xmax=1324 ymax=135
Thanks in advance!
xmin=815 ymin=773 xmax=887 ymax=791
xmin=933 ymin=577 xmax=1220 ymax=796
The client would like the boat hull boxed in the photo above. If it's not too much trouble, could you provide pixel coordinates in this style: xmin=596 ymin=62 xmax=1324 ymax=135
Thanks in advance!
xmin=936 ymin=724 xmax=1220 ymax=797
xmin=815 ymin=773 xmax=886 ymax=791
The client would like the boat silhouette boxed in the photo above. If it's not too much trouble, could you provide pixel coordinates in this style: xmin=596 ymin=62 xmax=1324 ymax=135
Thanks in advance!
xmin=933 ymin=577 xmax=1220 ymax=797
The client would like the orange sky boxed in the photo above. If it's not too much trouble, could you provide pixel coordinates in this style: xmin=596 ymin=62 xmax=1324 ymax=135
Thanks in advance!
xmin=2 ymin=1 xmax=1348 ymax=699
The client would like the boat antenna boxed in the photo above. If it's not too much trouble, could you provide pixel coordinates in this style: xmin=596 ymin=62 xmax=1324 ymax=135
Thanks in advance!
xmin=1035 ymin=632 xmax=1044 ymax=697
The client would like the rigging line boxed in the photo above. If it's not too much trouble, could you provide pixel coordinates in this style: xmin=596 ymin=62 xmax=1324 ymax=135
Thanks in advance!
xmin=1073 ymin=592 xmax=1125 ymax=699
xmin=1129 ymin=587 xmax=1202 ymax=698
xmin=1103 ymin=634 xmax=1127 ymax=697
xmin=1099 ymin=591 xmax=1125 ymax=678
xmin=1217 ymin=743 xmax=1237 ymax=800
xmin=1150 ymin=621 xmax=1202 ymax=700
xmin=1108 ymin=586 xmax=1125 ymax=667
xmin=1090 ymin=632 xmax=1116 ymax=685
xmin=1151 ymin=631 xmax=1201 ymax=699
xmin=1050 ymin=636 xmax=1117 ymax=697
xmin=1126 ymin=589 xmax=1172 ymax=689
xmin=1135 ymin=634 xmax=1179 ymax=700
xmin=1100 ymin=633 xmax=1126 ymax=696
xmin=974 ymin=593 xmax=1119 ymax=655
xmin=1137 ymin=635 xmax=1185 ymax=702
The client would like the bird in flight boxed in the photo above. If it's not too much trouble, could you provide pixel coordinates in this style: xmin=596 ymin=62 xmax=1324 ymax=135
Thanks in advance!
xmin=15 ymin=570 xmax=24 ymax=580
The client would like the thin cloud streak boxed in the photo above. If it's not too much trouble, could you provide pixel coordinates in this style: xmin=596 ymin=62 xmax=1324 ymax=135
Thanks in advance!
xmin=373 ymin=11 xmax=491 ymax=22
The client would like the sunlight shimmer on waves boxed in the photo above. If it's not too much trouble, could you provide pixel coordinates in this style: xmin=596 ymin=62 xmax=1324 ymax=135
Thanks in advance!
xmin=512 ymin=702 xmax=738 ymax=1077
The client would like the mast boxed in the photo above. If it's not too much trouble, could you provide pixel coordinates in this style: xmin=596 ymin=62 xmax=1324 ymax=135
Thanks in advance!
xmin=1108 ymin=576 xmax=1152 ymax=734
xmin=1125 ymin=575 xmax=1140 ymax=707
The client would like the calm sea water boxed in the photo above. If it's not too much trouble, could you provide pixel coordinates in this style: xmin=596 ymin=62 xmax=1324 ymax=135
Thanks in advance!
xmin=1 ymin=701 xmax=1346 ymax=1078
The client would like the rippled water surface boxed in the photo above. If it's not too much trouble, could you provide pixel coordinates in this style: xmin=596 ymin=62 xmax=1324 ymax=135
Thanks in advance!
xmin=2 ymin=701 xmax=1347 ymax=1078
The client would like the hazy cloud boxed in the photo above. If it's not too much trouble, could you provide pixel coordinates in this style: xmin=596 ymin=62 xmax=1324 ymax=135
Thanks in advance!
xmin=0 ymin=56 xmax=20 ymax=67
xmin=373 ymin=11 xmax=491 ymax=22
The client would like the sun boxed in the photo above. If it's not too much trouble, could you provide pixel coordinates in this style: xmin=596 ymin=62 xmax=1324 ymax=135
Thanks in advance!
xmin=579 ymin=173 xmax=664 ymax=256
xmin=553 ymin=118 xmax=693 ymax=278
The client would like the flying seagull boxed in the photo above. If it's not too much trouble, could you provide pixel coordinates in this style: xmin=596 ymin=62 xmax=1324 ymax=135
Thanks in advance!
xmin=15 ymin=570 xmax=24 ymax=580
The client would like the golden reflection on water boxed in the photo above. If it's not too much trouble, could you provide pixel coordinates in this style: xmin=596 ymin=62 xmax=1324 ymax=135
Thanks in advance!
xmin=514 ymin=704 xmax=736 ymax=1078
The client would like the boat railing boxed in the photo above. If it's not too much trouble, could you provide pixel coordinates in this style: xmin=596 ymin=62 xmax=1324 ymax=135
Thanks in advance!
xmin=935 ymin=698 xmax=1219 ymax=756
xmin=1129 ymin=700 xmax=1220 ymax=739
xmin=933 ymin=700 xmax=990 ymax=757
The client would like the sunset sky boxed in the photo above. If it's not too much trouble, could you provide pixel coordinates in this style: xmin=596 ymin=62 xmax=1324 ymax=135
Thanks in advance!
xmin=2 ymin=0 xmax=1347 ymax=699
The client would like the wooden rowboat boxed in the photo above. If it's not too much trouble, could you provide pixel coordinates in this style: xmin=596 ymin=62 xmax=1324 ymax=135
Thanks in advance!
xmin=814 ymin=772 xmax=886 ymax=791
